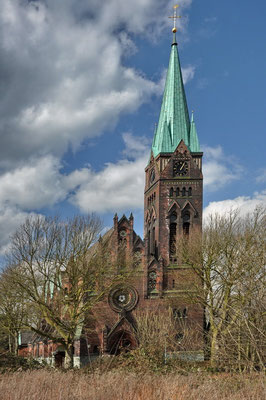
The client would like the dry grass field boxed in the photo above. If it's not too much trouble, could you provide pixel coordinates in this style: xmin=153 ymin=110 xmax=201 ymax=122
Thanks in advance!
xmin=0 ymin=370 xmax=264 ymax=400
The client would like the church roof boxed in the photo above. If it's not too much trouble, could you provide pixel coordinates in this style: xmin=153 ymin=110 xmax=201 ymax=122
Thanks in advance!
xmin=152 ymin=32 xmax=200 ymax=156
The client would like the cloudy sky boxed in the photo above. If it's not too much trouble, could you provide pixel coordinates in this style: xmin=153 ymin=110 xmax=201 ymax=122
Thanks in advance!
xmin=0 ymin=0 xmax=265 ymax=259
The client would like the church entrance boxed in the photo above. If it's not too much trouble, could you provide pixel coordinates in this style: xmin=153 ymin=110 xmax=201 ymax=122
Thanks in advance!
xmin=108 ymin=330 xmax=136 ymax=355
xmin=54 ymin=351 xmax=65 ymax=367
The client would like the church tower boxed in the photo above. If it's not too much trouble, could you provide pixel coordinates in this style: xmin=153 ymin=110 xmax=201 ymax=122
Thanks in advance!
xmin=144 ymin=23 xmax=203 ymax=298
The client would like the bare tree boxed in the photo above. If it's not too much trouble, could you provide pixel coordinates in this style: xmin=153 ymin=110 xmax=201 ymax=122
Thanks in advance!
xmin=179 ymin=207 xmax=266 ymax=370
xmin=0 ymin=270 xmax=30 ymax=355
xmin=5 ymin=214 xmax=131 ymax=368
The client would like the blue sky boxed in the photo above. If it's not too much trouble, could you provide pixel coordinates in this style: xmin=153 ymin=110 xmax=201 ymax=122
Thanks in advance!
xmin=0 ymin=0 xmax=265 ymax=259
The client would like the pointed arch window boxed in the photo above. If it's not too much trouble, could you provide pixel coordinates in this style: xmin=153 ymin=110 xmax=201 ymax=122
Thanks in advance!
xmin=151 ymin=226 xmax=155 ymax=255
xmin=176 ymin=187 xmax=180 ymax=196
xmin=169 ymin=212 xmax=177 ymax=255
xmin=173 ymin=308 xmax=188 ymax=320
xmin=169 ymin=187 xmax=174 ymax=197
xmin=182 ymin=210 xmax=190 ymax=237
xmin=147 ymin=215 xmax=156 ymax=257
xmin=188 ymin=187 xmax=192 ymax=196
xmin=182 ymin=187 xmax=186 ymax=197
xmin=148 ymin=271 xmax=157 ymax=291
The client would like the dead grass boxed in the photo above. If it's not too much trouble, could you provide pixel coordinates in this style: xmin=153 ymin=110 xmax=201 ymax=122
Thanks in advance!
xmin=0 ymin=370 xmax=264 ymax=400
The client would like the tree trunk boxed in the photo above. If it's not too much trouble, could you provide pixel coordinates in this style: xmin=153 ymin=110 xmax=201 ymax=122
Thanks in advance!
xmin=14 ymin=332 xmax=19 ymax=356
xmin=8 ymin=334 xmax=12 ymax=354
xmin=210 ymin=329 xmax=218 ymax=368
xmin=64 ymin=345 xmax=74 ymax=369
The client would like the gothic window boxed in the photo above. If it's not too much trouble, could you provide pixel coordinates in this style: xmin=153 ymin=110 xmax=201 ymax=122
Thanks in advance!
xmin=169 ymin=187 xmax=174 ymax=197
xmin=173 ymin=308 xmax=188 ymax=319
xmin=176 ymin=187 xmax=180 ymax=196
xmin=172 ymin=279 xmax=175 ymax=289
xmin=118 ymin=230 xmax=127 ymax=268
xmin=151 ymin=226 xmax=155 ymax=255
xmin=134 ymin=249 xmax=142 ymax=259
xmin=148 ymin=271 xmax=157 ymax=291
xmin=119 ymin=230 xmax=127 ymax=240
xmin=173 ymin=308 xmax=181 ymax=319
xmin=182 ymin=187 xmax=186 ymax=196
xmin=169 ymin=212 xmax=177 ymax=255
xmin=182 ymin=211 xmax=190 ymax=236
xmin=133 ymin=249 xmax=142 ymax=267
xmin=188 ymin=187 xmax=192 ymax=196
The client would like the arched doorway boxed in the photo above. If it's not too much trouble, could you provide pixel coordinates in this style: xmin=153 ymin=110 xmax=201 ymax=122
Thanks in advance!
xmin=108 ymin=330 xmax=136 ymax=355
xmin=54 ymin=351 xmax=65 ymax=367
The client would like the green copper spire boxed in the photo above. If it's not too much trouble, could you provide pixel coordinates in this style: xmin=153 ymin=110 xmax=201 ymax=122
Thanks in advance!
xmin=152 ymin=34 xmax=195 ymax=157
xmin=189 ymin=111 xmax=200 ymax=152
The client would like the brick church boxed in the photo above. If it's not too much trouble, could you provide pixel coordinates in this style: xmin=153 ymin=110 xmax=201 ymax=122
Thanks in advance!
xmin=19 ymin=26 xmax=204 ymax=367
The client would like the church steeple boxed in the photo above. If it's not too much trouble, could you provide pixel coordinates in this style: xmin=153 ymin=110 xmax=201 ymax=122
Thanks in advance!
xmin=152 ymin=26 xmax=198 ymax=157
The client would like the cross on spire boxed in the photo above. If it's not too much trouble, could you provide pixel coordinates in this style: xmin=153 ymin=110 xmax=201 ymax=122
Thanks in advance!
xmin=168 ymin=5 xmax=181 ymax=33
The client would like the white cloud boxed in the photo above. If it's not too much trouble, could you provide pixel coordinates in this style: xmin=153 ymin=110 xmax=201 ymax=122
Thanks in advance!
xmin=70 ymin=134 xmax=148 ymax=213
xmin=203 ymin=145 xmax=242 ymax=191
xmin=0 ymin=155 xmax=95 ymax=211
xmin=0 ymin=156 xmax=64 ymax=210
xmin=256 ymin=169 xmax=266 ymax=184
xmin=71 ymin=156 xmax=146 ymax=213
xmin=0 ymin=0 xmax=192 ymax=168
xmin=122 ymin=132 xmax=151 ymax=159
xmin=203 ymin=190 xmax=266 ymax=221
xmin=182 ymin=65 xmax=196 ymax=84
xmin=0 ymin=207 xmax=39 ymax=255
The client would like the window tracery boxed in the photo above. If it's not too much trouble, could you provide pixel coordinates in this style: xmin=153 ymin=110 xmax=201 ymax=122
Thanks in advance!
xmin=173 ymin=307 xmax=188 ymax=319
xmin=182 ymin=210 xmax=190 ymax=236
xmin=169 ymin=211 xmax=177 ymax=255
xmin=148 ymin=271 xmax=157 ymax=291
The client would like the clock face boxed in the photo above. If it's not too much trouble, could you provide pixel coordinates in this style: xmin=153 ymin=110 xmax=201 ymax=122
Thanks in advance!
xmin=173 ymin=161 xmax=188 ymax=176
xmin=149 ymin=168 xmax=155 ymax=184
